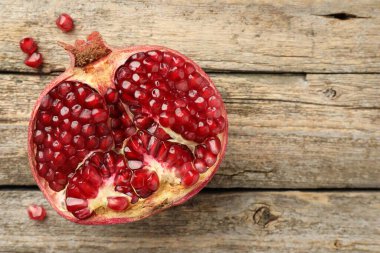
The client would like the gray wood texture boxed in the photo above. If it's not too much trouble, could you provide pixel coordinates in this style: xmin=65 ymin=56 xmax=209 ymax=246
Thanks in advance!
xmin=1 ymin=1 xmax=380 ymax=73
xmin=0 ymin=0 xmax=379 ymax=252
xmin=0 ymin=190 xmax=379 ymax=253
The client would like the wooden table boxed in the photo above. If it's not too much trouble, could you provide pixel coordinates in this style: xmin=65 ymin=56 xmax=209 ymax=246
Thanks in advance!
xmin=0 ymin=1 xmax=379 ymax=252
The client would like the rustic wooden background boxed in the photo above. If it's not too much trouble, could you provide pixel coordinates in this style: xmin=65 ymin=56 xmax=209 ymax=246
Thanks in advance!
xmin=0 ymin=0 xmax=379 ymax=252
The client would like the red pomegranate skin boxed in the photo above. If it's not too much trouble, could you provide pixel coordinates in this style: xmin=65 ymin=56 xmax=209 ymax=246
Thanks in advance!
xmin=28 ymin=32 xmax=228 ymax=224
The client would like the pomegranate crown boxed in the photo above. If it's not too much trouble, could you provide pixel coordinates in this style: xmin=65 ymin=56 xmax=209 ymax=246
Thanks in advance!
xmin=58 ymin=31 xmax=111 ymax=67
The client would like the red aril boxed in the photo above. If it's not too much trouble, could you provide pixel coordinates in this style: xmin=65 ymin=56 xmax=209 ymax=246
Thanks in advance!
xmin=20 ymin=37 xmax=38 ymax=55
xmin=27 ymin=204 xmax=47 ymax=221
xmin=28 ymin=32 xmax=228 ymax=224
xmin=56 ymin=13 xmax=74 ymax=32
xmin=25 ymin=52 xmax=43 ymax=68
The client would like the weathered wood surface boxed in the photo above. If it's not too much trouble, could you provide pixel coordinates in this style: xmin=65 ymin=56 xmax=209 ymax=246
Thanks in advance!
xmin=0 ymin=190 xmax=379 ymax=253
xmin=1 ymin=0 xmax=380 ymax=73
xmin=0 ymin=73 xmax=379 ymax=188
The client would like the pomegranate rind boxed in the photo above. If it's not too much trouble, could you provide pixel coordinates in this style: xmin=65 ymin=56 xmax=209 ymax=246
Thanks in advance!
xmin=28 ymin=34 xmax=228 ymax=225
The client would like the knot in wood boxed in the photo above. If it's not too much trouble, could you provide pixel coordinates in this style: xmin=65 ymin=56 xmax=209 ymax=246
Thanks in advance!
xmin=253 ymin=206 xmax=278 ymax=227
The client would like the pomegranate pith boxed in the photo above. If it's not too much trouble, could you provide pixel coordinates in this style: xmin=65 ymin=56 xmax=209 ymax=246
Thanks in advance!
xmin=28 ymin=32 xmax=228 ymax=224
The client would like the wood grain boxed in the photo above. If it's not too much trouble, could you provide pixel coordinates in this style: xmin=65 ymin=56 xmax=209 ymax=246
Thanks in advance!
xmin=0 ymin=190 xmax=379 ymax=253
xmin=1 ymin=0 xmax=380 ymax=73
xmin=1 ymin=73 xmax=379 ymax=188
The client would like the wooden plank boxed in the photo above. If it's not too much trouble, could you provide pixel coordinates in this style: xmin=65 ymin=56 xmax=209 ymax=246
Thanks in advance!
xmin=1 ymin=0 xmax=380 ymax=73
xmin=0 ymin=73 xmax=379 ymax=188
xmin=0 ymin=190 xmax=379 ymax=252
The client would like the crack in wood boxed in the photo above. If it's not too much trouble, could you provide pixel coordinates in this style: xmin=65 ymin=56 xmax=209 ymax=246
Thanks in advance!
xmin=315 ymin=12 xmax=371 ymax=20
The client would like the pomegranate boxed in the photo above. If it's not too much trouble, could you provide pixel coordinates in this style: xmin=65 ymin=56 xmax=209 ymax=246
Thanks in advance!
xmin=28 ymin=32 xmax=228 ymax=224
xmin=27 ymin=204 xmax=47 ymax=221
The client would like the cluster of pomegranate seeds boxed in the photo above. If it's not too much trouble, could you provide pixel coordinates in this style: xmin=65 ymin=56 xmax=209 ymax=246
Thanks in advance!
xmin=114 ymin=50 xmax=226 ymax=143
xmin=32 ymin=48 xmax=226 ymax=220
xmin=104 ymin=88 xmax=136 ymax=148
xmin=56 ymin=13 xmax=74 ymax=32
xmin=66 ymin=151 xmax=133 ymax=219
xmin=27 ymin=204 xmax=47 ymax=221
xmin=33 ymin=81 xmax=114 ymax=192
xmin=20 ymin=37 xmax=43 ymax=68
xmin=124 ymin=130 xmax=199 ymax=186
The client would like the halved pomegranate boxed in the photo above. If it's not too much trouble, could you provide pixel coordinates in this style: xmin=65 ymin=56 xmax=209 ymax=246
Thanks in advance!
xmin=28 ymin=32 xmax=228 ymax=224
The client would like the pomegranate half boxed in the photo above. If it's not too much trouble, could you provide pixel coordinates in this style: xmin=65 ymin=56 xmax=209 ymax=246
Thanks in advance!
xmin=28 ymin=32 xmax=228 ymax=224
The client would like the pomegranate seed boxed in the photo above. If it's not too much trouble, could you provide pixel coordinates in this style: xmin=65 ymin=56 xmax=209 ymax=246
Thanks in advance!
xmin=175 ymin=80 xmax=189 ymax=92
xmin=87 ymin=136 xmax=99 ymax=149
xmin=201 ymin=86 xmax=214 ymax=99
xmin=66 ymin=197 xmax=88 ymax=211
xmin=20 ymin=37 xmax=37 ymax=54
xmin=194 ymin=159 xmax=208 ymax=173
xmin=134 ymin=114 xmax=153 ymax=129
xmin=107 ymin=196 xmax=129 ymax=211
xmin=174 ymin=98 xmax=187 ymax=108
xmin=53 ymin=152 xmax=66 ymax=166
xmin=97 ymin=123 xmax=110 ymax=135
xmin=168 ymin=67 xmax=185 ymax=81
xmin=105 ymin=88 xmax=119 ymax=104
xmin=206 ymin=107 xmax=221 ymax=118
xmin=194 ymin=96 xmax=207 ymax=110
xmin=99 ymin=135 xmax=113 ymax=150
xmin=24 ymin=52 xmax=43 ymax=68
xmin=196 ymin=121 xmax=210 ymax=137
xmin=174 ymin=108 xmax=190 ymax=124
xmin=82 ymin=124 xmax=96 ymax=136
xmin=184 ymin=63 xmax=195 ymax=75
xmin=204 ymin=152 xmax=217 ymax=167
xmin=60 ymin=131 xmax=72 ymax=145
xmin=37 ymin=163 xmax=48 ymax=177
xmin=208 ymin=96 xmax=221 ymax=108
xmin=195 ymin=145 xmax=207 ymax=159
xmin=182 ymin=169 xmax=199 ymax=187
xmin=92 ymin=108 xmax=108 ymax=123
xmin=205 ymin=137 xmax=221 ymax=155
xmin=147 ymin=50 xmax=163 ymax=62
xmin=159 ymin=112 xmax=175 ymax=127
xmin=85 ymin=93 xmax=103 ymax=108
xmin=56 ymin=13 xmax=74 ymax=32
xmin=33 ymin=130 xmax=45 ymax=144
xmin=40 ymin=95 xmax=52 ymax=110
xmin=188 ymin=73 xmax=206 ymax=90
xmin=27 ymin=204 xmax=47 ymax=221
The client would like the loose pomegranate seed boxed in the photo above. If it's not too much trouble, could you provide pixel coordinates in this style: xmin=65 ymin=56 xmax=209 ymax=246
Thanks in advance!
xmin=24 ymin=52 xmax=43 ymax=68
xmin=56 ymin=13 xmax=74 ymax=32
xmin=27 ymin=204 xmax=46 ymax=221
xmin=20 ymin=37 xmax=38 ymax=55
